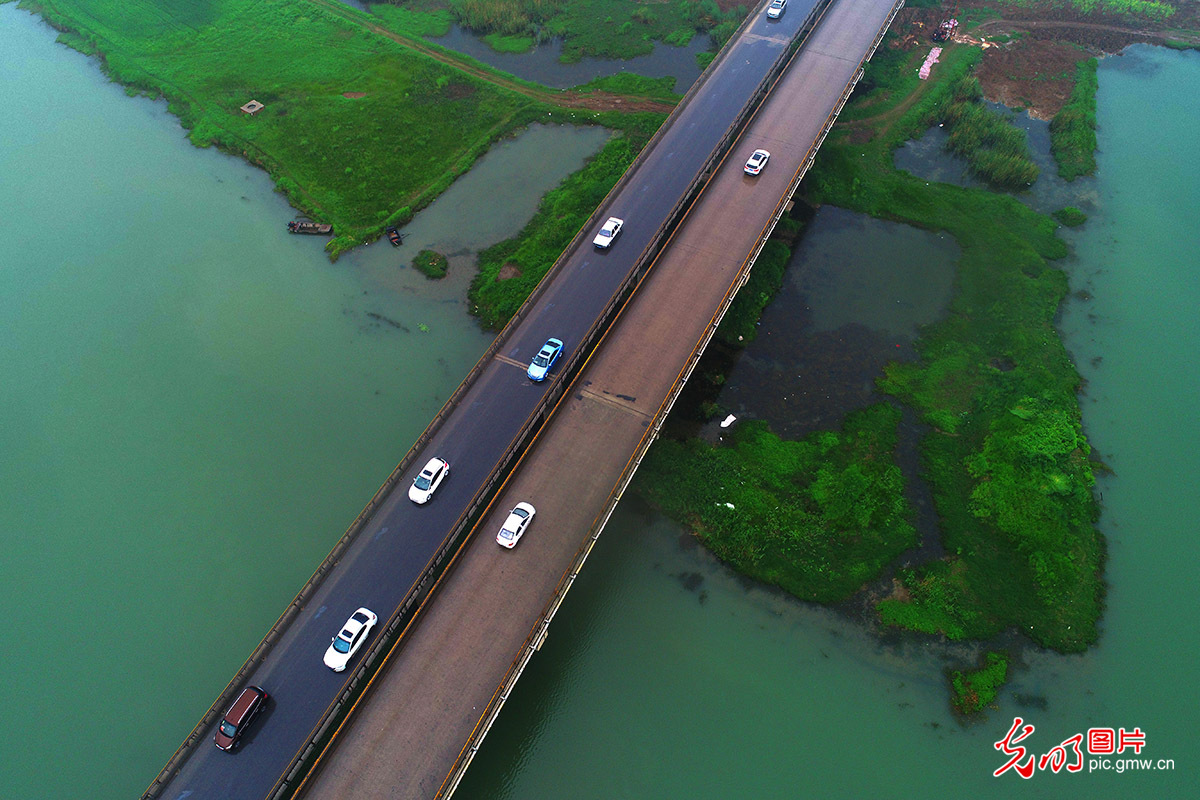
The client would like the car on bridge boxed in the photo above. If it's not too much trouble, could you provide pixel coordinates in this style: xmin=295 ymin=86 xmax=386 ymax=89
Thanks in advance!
xmin=592 ymin=217 xmax=624 ymax=249
xmin=496 ymin=502 xmax=536 ymax=549
xmin=766 ymin=0 xmax=786 ymax=19
xmin=527 ymin=338 xmax=564 ymax=382
xmin=744 ymin=149 xmax=771 ymax=175
xmin=409 ymin=456 xmax=449 ymax=504
xmin=213 ymin=685 xmax=268 ymax=752
xmin=324 ymin=607 xmax=378 ymax=672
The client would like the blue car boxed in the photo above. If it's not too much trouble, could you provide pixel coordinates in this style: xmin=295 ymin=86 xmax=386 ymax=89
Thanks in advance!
xmin=527 ymin=338 xmax=564 ymax=382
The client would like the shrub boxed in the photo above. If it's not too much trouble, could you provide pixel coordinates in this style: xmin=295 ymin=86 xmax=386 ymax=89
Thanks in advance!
xmin=412 ymin=249 xmax=449 ymax=279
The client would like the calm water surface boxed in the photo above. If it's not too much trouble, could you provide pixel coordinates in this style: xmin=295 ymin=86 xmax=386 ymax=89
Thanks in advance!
xmin=0 ymin=6 xmax=603 ymax=797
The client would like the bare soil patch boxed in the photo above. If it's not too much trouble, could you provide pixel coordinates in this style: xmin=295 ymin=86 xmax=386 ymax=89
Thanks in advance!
xmin=892 ymin=2 xmax=1200 ymax=119
xmin=342 ymin=91 xmax=367 ymax=98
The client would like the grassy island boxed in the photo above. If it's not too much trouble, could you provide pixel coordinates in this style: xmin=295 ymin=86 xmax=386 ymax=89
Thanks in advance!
xmin=413 ymin=248 xmax=450 ymax=278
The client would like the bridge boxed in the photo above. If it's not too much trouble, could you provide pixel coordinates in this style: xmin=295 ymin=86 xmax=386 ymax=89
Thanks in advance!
xmin=145 ymin=0 xmax=905 ymax=797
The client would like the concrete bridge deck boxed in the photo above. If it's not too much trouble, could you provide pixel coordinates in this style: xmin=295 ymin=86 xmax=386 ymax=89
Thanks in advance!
xmin=298 ymin=0 xmax=905 ymax=796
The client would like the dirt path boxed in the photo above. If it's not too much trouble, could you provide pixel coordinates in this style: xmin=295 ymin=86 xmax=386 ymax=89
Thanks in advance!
xmin=973 ymin=17 xmax=1198 ymax=44
xmin=305 ymin=0 xmax=679 ymax=114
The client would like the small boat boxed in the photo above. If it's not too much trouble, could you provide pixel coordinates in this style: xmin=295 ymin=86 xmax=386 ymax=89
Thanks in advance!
xmin=287 ymin=220 xmax=332 ymax=235
xmin=385 ymin=226 xmax=405 ymax=247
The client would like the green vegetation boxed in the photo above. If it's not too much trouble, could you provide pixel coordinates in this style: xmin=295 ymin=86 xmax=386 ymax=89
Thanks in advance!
xmin=394 ymin=0 xmax=749 ymax=60
xmin=1050 ymin=59 xmax=1099 ymax=181
xmin=413 ymin=249 xmax=450 ymax=278
xmin=637 ymin=405 xmax=918 ymax=604
xmin=840 ymin=34 xmax=923 ymax=124
xmin=715 ymin=239 xmax=792 ymax=347
xmin=941 ymin=76 xmax=1040 ymax=190
xmin=992 ymin=0 xmax=1176 ymax=22
xmin=806 ymin=45 xmax=1103 ymax=653
xmin=469 ymin=111 xmax=663 ymax=328
xmin=1053 ymin=206 xmax=1088 ymax=226
xmin=367 ymin=2 xmax=455 ymax=37
xmin=572 ymin=73 xmax=682 ymax=102
xmin=26 ymin=0 xmax=561 ymax=256
xmin=949 ymin=651 xmax=1010 ymax=714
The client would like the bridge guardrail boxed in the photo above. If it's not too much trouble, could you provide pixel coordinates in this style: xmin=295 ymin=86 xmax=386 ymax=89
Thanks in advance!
xmin=142 ymin=3 xmax=840 ymax=798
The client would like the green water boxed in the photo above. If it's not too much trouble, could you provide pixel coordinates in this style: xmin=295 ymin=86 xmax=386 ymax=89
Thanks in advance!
xmin=457 ymin=46 xmax=1200 ymax=798
xmin=0 ymin=6 xmax=606 ymax=797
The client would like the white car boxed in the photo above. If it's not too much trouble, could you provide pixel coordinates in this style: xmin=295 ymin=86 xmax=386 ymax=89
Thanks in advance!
xmin=766 ymin=0 xmax=787 ymax=19
xmin=744 ymin=149 xmax=771 ymax=175
xmin=408 ymin=456 xmax=449 ymax=504
xmin=592 ymin=216 xmax=624 ymax=249
xmin=496 ymin=502 xmax=536 ymax=549
xmin=323 ymin=607 xmax=377 ymax=672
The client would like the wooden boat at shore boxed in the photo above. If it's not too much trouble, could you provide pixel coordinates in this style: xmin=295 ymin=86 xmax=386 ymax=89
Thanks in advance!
xmin=287 ymin=220 xmax=332 ymax=235
xmin=385 ymin=226 xmax=404 ymax=247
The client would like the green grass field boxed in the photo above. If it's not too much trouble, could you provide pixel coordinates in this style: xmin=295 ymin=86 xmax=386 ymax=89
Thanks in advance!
xmin=24 ymin=0 xmax=576 ymax=255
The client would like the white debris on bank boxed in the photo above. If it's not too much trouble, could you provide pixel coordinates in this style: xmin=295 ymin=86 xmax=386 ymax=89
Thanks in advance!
xmin=720 ymin=414 xmax=737 ymax=428
xmin=919 ymin=47 xmax=943 ymax=80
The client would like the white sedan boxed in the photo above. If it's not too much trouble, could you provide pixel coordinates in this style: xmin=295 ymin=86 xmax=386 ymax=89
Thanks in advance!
xmin=408 ymin=456 xmax=449 ymax=504
xmin=323 ymin=607 xmax=377 ymax=672
xmin=592 ymin=216 xmax=624 ymax=249
xmin=766 ymin=0 xmax=787 ymax=19
xmin=496 ymin=502 xmax=536 ymax=549
xmin=744 ymin=149 xmax=771 ymax=175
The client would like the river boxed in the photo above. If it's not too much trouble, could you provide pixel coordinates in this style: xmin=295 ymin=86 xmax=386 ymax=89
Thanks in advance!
xmin=1 ymin=2 xmax=1195 ymax=795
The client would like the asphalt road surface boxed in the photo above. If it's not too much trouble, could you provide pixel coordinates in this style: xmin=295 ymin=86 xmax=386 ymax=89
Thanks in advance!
xmin=156 ymin=3 xmax=816 ymax=799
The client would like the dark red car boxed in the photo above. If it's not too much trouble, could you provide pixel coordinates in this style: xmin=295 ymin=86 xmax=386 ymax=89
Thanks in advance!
xmin=214 ymin=685 xmax=268 ymax=751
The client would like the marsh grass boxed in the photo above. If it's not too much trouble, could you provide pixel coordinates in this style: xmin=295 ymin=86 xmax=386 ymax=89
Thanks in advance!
xmin=942 ymin=76 xmax=1040 ymax=189
xmin=637 ymin=406 xmax=918 ymax=604
xmin=806 ymin=45 xmax=1104 ymax=653
xmin=1050 ymin=59 xmax=1098 ymax=181
xmin=948 ymin=651 xmax=1010 ymax=714
xmin=1053 ymin=206 xmax=1088 ymax=226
